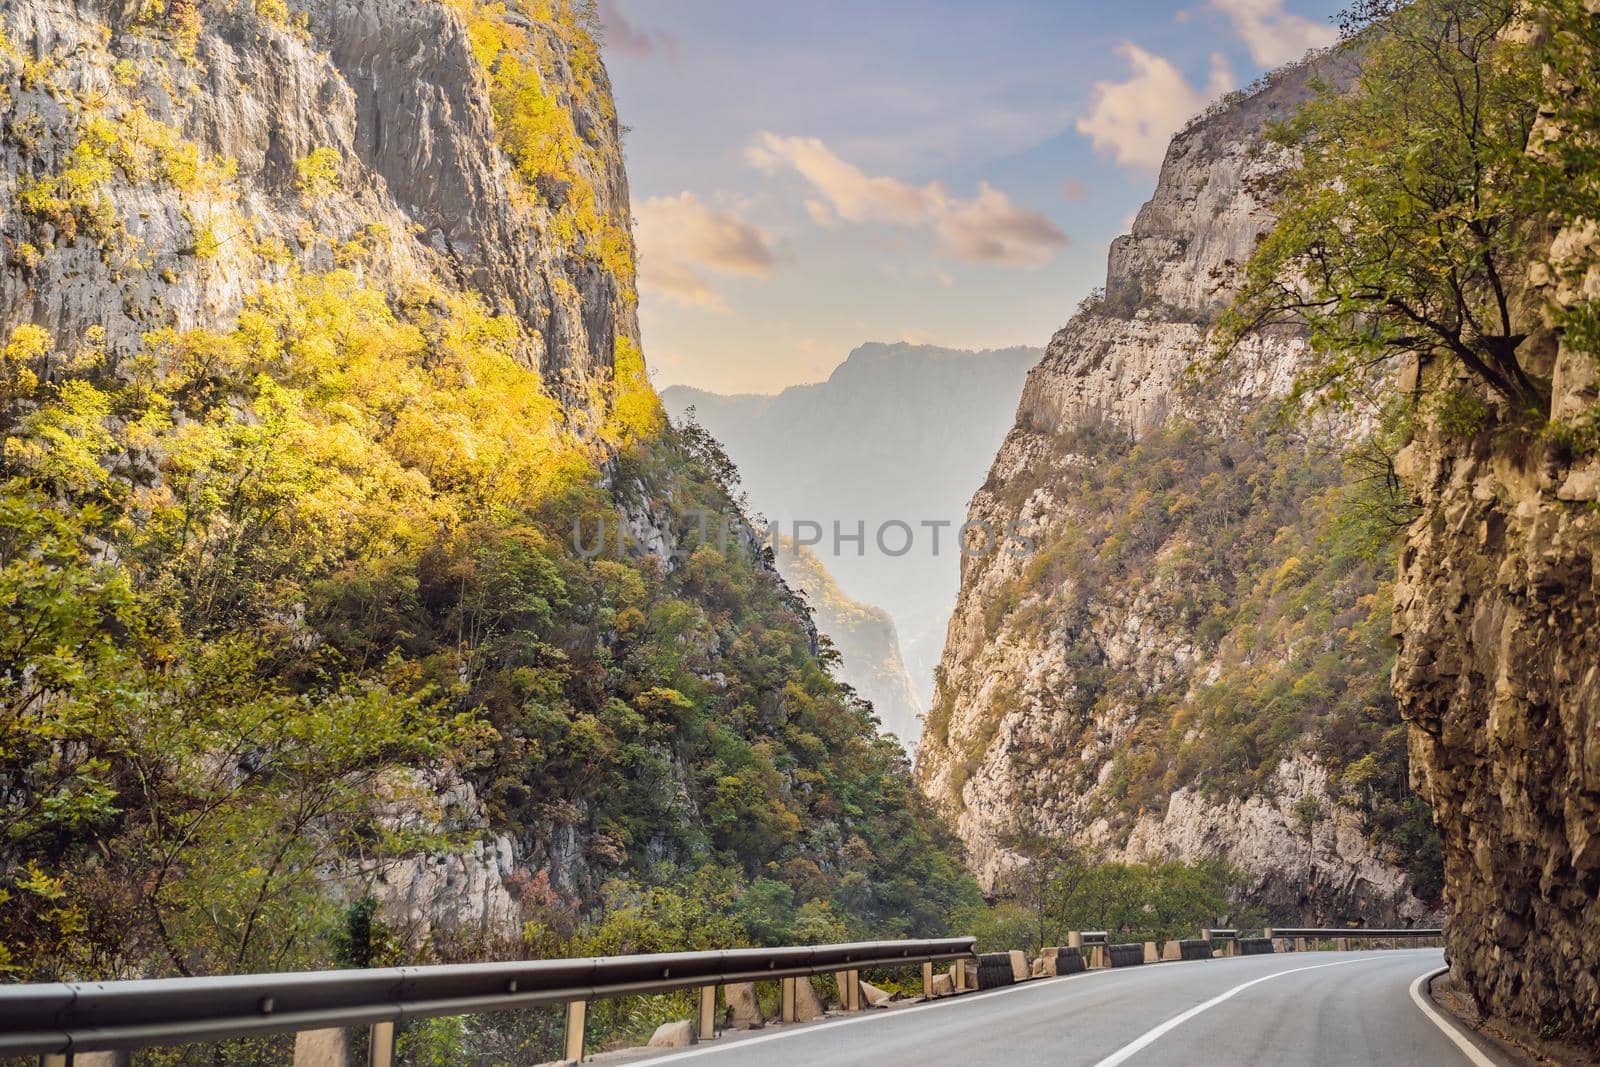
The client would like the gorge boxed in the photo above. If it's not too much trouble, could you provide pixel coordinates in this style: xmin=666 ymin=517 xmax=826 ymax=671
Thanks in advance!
xmin=1 ymin=0 xmax=1597 ymax=1055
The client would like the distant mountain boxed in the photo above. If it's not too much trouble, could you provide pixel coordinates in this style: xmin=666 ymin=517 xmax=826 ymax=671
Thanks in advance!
xmin=772 ymin=539 xmax=922 ymax=749
xmin=661 ymin=341 xmax=1039 ymax=722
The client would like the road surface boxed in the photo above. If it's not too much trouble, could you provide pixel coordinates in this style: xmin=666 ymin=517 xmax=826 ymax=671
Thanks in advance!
xmin=628 ymin=950 xmax=1510 ymax=1066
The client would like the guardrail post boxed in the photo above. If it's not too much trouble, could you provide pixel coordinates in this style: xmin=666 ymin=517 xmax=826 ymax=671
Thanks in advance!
xmin=1295 ymin=937 xmax=1308 ymax=952
xmin=294 ymin=1028 xmax=350 ymax=1066
xmin=847 ymin=969 xmax=861 ymax=1011
xmin=698 ymin=985 xmax=717 ymax=1041
xmin=953 ymin=958 xmax=967 ymax=993
xmin=781 ymin=977 xmax=798 ymax=1023
xmin=564 ymin=999 xmax=587 ymax=1063
xmin=1337 ymin=937 xmax=1349 ymax=952
xmin=922 ymin=961 xmax=935 ymax=999
xmin=369 ymin=1020 xmax=395 ymax=1067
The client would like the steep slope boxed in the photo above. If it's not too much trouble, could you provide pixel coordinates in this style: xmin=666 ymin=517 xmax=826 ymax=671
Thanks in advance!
xmin=770 ymin=538 xmax=922 ymax=748
xmin=915 ymin=57 xmax=1441 ymax=923
xmin=0 ymin=0 xmax=976 ymax=981
xmin=662 ymin=341 xmax=1039 ymax=708
xmin=1394 ymin=67 xmax=1600 ymax=1046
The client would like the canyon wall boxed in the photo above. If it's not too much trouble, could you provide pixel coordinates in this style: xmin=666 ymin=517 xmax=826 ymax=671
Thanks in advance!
xmin=916 ymin=56 xmax=1442 ymax=923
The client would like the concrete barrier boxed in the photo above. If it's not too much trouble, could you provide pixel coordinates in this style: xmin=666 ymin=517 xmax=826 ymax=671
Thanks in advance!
xmin=1107 ymin=943 xmax=1145 ymax=967
xmin=1238 ymin=937 xmax=1275 ymax=955
xmin=1161 ymin=940 xmax=1183 ymax=961
xmin=1057 ymin=949 xmax=1087 ymax=975
xmin=1177 ymin=939 xmax=1212 ymax=961
xmin=1008 ymin=950 xmax=1029 ymax=982
xmin=976 ymin=952 xmax=1017 ymax=989
xmin=1143 ymin=941 xmax=1159 ymax=964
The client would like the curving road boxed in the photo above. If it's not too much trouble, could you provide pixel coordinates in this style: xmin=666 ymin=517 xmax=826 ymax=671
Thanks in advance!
xmin=626 ymin=950 xmax=1511 ymax=1067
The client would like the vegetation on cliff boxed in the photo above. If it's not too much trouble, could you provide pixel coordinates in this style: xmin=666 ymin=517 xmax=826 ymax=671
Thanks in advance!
xmin=1221 ymin=0 xmax=1600 ymax=1042
xmin=1220 ymin=0 xmax=1599 ymax=432
xmin=925 ymin=406 xmax=1440 ymax=902
xmin=0 ymin=0 xmax=979 ymax=994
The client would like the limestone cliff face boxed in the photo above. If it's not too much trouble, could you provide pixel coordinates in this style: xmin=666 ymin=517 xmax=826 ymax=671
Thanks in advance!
xmin=1394 ymin=207 xmax=1600 ymax=1040
xmin=0 ymin=0 xmax=636 ymax=947
xmin=0 ymin=0 xmax=633 ymax=430
xmin=915 ymin=56 xmax=1440 ymax=923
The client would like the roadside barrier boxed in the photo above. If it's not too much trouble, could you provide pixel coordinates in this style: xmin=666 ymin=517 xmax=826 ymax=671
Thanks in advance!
xmin=4 ymin=925 xmax=1446 ymax=1064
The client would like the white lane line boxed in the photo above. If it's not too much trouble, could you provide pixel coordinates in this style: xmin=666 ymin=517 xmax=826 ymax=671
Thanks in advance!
xmin=1408 ymin=965 xmax=1500 ymax=1067
xmin=1088 ymin=956 xmax=1375 ymax=1067
xmin=630 ymin=952 xmax=1399 ymax=1065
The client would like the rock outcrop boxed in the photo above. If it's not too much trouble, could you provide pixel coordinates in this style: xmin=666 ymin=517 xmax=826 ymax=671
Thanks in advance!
xmin=0 ymin=0 xmax=634 ymax=431
xmin=915 ymin=55 xmax=1441 ymax=923
xmin=1394 ymin=162 xmax=1600 ymax=1043
xmin=0 ymin=0 xmax=637 ymax=953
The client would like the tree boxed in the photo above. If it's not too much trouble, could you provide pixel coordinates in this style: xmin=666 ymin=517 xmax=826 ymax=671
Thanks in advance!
xmin=1217 ymin=0 xmax=1549 ymax=415
xmin=995 ymin=826 xmax=1093 ymax=953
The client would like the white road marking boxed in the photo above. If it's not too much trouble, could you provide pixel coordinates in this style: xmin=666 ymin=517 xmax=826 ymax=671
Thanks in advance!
xmin=1408 ymin=965 xmax=1500 ymax=1067
xmin=630 ymin=957 xmax=1213 ymax=1064
xmin=1088 ymin=956 xmax=1375 ymax=1067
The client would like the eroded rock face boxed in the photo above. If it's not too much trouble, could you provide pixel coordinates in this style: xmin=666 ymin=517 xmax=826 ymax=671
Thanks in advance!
xmin=0 ymin=0 xmax=639 ymax=950
xmin=915 ymin=54 xmax=1438 ymax=923
xmin=1395 ymin=231 xmax=1600 ymax=1042
xmin=0 ymin=0 xmax=634 ymax=431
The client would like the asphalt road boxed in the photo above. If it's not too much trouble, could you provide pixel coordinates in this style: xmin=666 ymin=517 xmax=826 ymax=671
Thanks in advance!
xmin=629 ymin=950 xmax=1510 ymax=1067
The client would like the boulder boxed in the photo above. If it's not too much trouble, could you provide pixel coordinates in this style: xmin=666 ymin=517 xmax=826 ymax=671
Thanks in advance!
xmin=724 ymin=982 xmax=764 ymax=1030
xmin=647 ymin=1020 xmax=697 ymax=1049
xmin=795 ymin=977 xmax=827 ymax=1020
xmin=931 ymin=971 xmax=955 ymax=996
xmin=859 ymin=979 xmax=893 ymax=1007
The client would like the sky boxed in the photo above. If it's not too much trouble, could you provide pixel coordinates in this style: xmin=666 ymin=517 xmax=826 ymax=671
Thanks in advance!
xmin=600 ymin=0 xmax=1345 ymax=395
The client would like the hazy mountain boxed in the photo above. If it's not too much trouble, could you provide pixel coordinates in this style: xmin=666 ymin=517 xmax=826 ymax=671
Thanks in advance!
xmin=771 ymin=540 xmax=922 ymax=750
xmin=661 ymin=341 xmax=1039 ymax=715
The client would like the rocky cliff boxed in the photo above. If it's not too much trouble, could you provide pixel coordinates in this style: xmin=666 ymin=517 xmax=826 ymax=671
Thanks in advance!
xmin=1394 ymin=117 xmax=1600 ymax=1043
xmin=1 ymin=0 xmax=635 ymax=430
xmin=915 ymin=56 xmax=1442 ymax=923
xmin=0 ymin=0 xmax=977 ymax=979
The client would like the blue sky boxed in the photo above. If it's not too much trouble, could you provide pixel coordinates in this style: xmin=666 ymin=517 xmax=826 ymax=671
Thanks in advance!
xmin=600 ymin=0 xmax=1345 ymax=394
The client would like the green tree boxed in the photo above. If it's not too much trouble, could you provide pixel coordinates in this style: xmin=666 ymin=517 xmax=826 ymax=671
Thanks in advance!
xmin=1218 ymin=0 xmax=1548 ymax=414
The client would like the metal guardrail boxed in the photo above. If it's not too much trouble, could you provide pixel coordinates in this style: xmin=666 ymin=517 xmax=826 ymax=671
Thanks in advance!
xmin=0 ymin=937 xmax=975 ymax=1063
xmin=1265 ymin=928 xmax=1443 ymax=939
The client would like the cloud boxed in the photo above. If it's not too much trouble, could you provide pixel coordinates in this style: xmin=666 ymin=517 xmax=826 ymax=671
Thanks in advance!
xmin=1210 ymin=0 xmax=1337 ymax=65
xmin=747 ymin=133 xmax=944 ymax=227
xmin=596 ymin=0 xmax=676 ymax=60
xmin=633 ymin=192 xmax=777 ymax=310
xmin=936 ymin=183 xmax=1069 ymax=267
xmin=748 ymin=133 xmax=1067 ymax=267
xmin=1075 ymin=44 xmax=1232 ymax=170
